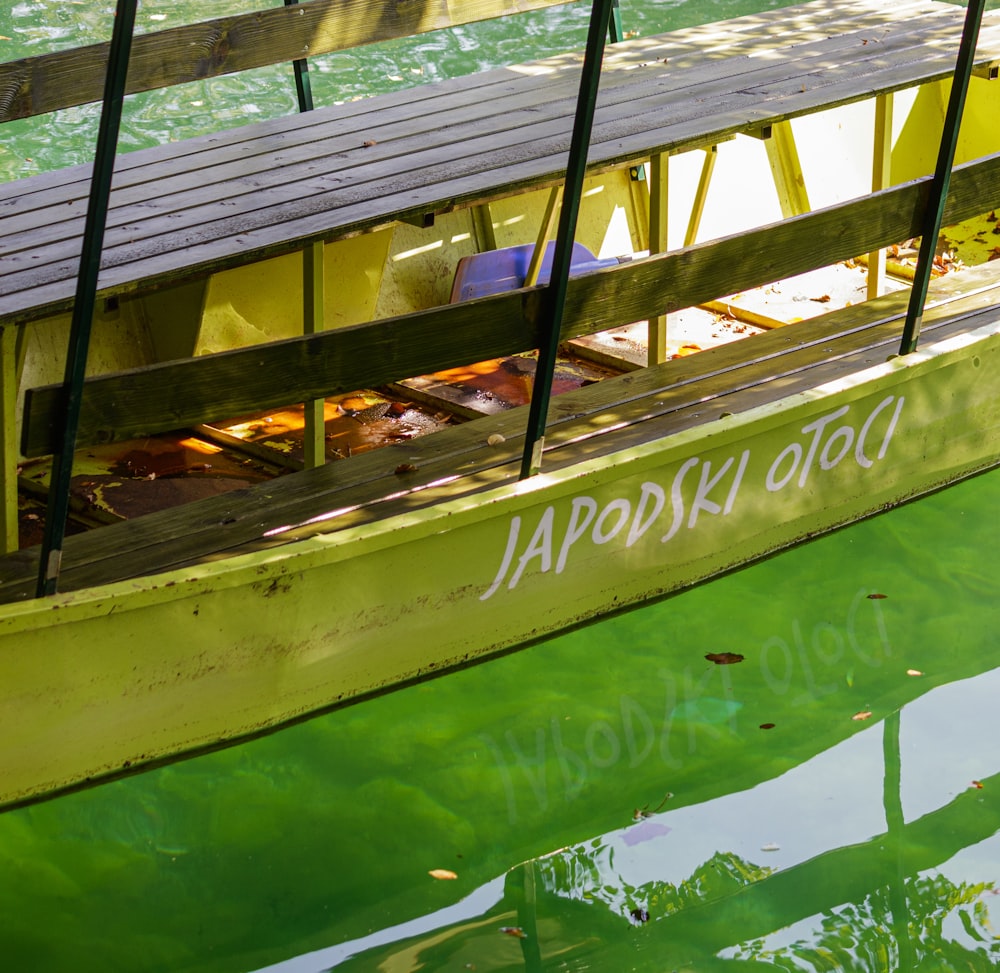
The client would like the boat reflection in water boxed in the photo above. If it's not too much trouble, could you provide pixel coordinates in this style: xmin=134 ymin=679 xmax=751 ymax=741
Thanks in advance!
xmin=2 ymin=467 xmax=999 ymax=972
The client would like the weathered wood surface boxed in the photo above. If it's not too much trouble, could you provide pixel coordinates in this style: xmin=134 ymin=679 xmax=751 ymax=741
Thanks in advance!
xmin=19 ymin=151 xmax=1000 ymax=457
xmin=0 ymin=0 xmax=579 ymax=123
xmin=3 ymin=0 xmax=999 ymax=325
xmin=4 ymin=258 xmax=1000 ymax=603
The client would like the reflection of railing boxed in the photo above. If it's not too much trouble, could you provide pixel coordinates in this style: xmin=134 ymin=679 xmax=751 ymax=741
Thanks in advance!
xmin=533 ymin=755 xmax=1000 ymax=969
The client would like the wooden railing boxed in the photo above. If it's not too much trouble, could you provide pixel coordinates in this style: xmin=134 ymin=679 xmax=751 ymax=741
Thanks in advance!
xmin=19 ymin=150 xmax=1000 ymax=457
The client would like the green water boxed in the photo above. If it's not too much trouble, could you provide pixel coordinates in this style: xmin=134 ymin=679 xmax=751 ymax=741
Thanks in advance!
xmin=3 ymin=1 xmax=1000 ymax=970
xmin=3 ymin=468 xmax=1000 ymax=971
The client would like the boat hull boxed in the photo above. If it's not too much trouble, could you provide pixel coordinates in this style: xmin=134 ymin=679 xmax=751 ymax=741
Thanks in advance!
xmin=3 ymin=318 xmax=999 ymax=809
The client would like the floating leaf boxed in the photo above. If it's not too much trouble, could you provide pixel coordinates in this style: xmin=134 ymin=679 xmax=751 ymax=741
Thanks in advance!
xmin=705 ymin=652 xmax=744 ymax=665
xmin=852 ymin=710 xmax=873 ymax=721
xmin=867 ymin=593 xmax=888 ymax=600
xmin=759 ymin=722 xmax=776 ymax=730
xmin=500 ymin=926 xmax=527 ymax=939
xmin=428 ymin=868 xmax=458 ymax=880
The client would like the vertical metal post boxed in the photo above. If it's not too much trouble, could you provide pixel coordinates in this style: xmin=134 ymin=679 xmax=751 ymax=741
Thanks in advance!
xmin=284 ymin=0 xmax=315 ymax=113
xmin=608 ymin=0 xmax=624 ymax=44
xmin=647 ymin=152 xmax=668 ymax=366
xmin=519 ymin=0 xmax=614 ymax=479
xmin=35 ymin=0 xmax=138 ymax=598
xmin=302 ymin=241 xmax=327 ymax=468
xmin=285 ymin=0 xmax=327 ymax=467
xmin=899 ymin=0 xmax=986 ymax=355
xmin=1 ymin=326 xmax=19 ymax=554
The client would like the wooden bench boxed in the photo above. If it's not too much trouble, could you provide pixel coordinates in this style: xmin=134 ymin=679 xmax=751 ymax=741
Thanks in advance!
xmin=4 ymin=0 xmax=1000 ymax=324
xmin=4 ymin=0 xmax=1000 ymax=579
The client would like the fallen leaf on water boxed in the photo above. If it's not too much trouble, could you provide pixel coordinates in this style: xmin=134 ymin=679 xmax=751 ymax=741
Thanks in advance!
xmin=759 ymin=722 xmax=776 ymax=730
xmin=429 ymin=868 xmax=458 ymax=880
xmin=906 ymin=669 xmax=924 ymax=677
xmin=705 ymin=652 xmax=744 ymax=665
xmin=500 ymin=926 xmax=527 ymax=938
xmin=852 ymin=710 xmax=873 ymax=721
xmin=867 ymin=593 xmax=888 ymax=600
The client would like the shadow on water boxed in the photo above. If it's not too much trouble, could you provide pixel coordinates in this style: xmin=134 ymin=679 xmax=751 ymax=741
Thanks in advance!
xmin=1 ymin=466 xmax=999 ymax=971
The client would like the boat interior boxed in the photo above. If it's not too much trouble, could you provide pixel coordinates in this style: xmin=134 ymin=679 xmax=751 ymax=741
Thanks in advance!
xmin=3 ymin=0 xmax=1000 ymax=602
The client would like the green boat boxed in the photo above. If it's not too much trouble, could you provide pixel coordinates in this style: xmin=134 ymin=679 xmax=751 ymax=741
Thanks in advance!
xmin=2 ymin=0 xmax=1000 ymax=812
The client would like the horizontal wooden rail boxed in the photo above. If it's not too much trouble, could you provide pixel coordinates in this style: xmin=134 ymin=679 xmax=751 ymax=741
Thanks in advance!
xmin=20 ymin=150 xmax=1000 ymax=458
xmin=0 ymin=0 xmax=578 ymax=123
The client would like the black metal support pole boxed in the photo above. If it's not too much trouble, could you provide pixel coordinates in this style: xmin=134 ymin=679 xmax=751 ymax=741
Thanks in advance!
xmin=35 ymin=0 xmax=138 ymax=598
xmin=284 ymin=0 xmax=315 ymax=112
xmin=898 ymin=0 xmax=986 ymax=356
xmin=609 ymin=0 xmax=623 ymax=45
xmin=519 ymin=0 xmax=614 ymax=479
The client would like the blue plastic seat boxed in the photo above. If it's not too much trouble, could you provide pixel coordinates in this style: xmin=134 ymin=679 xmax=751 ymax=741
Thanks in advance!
xmin=450 ymin=242 xmax=618 ymax=302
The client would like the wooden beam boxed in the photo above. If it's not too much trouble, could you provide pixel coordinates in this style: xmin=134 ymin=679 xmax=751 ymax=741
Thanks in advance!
xmin=20 ymin=151 xmax=1000 ymax=458
xmin=525 ymin=187 xmax=563 ymax=287
xmin=684 ymin=145 xmax=718 ymax=247
xmin=763 ymin=120 xmax=811 ymax=218
xmin=0 ymin=0 xmax=579 ymax=122
xmin=867 ymin=93 xmax=894 ymax=300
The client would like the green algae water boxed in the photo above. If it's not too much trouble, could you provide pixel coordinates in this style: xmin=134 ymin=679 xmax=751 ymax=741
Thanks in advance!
xmin=4 ymin=468 xmax=1000 ymax=971
xmin=4 ymin=1 xmax=1000 ymax=970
